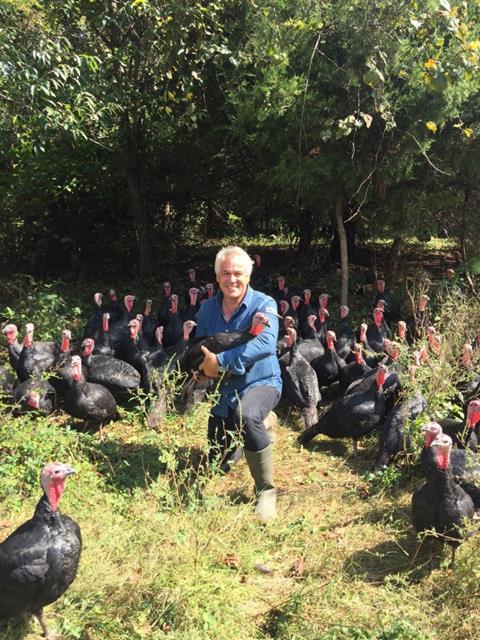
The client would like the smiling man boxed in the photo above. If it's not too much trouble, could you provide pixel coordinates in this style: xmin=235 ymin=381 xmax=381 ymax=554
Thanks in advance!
xmin=195 ymin=246 xmax=282 ymax=522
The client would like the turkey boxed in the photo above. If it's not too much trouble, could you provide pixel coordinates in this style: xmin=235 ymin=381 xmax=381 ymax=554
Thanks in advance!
xmin=17 ymin=323 xmax=56 ymax=381
xmin=50 ymin=329 xmax=80 ymax=398
xmin=182 ymin=288 xmax=201 ymax=324
xmin=437 ymin=399 xmax=480 ymax=452
xmin=0 ymin=462 xmax=81 ymax=638
xmin=81 ymin=338 xmax=141 ymax=401
xmin=298 ymin=364 xmax=400 ymax=452
xmin=108 ymin=294 xmax=136 ymax=355
xmin=310 ymin=329 xmax=340 ymax=388
xmin=63 ymin=356 xmax=117 ymax=434
xmin=335 ymin=305 xmax=356 ymax=360
xmin=251 ymin=254 xmax=267 ymax=289
xmin=179 ymin=311 xmax=271 ymax=376
xmin=13 ymin=378 xmax=57 ymax=416
xmin=274 ymin=275 xmax=289 ymax=310
xmin=2 ymin=323 xmax=23 ymax=373
xmin=93 ymin=313 xmax=115 ymax=357
xmin=373 ymin=394 xmax=427 ymax=470
xmin=141 ymin=299 xmax=158 ymax=347
xmin=374 ymin=278 xmax=400 ymax=324
xmin=336 ymin=344 xmax=372 ymax=394
xmin=412 ymin=433 xmax=475 ymax=567
xmin=82 ymin=291 xmax=104 ymax=341
xmin=421 ymin=422 xmax=480 ymax=509
xmin=163 ymin=294 xmax=184 ymax=349
xmin=279 ymin=328 xmax=321 ymax=429
xmin=366 ymin=308 xmax=391 ymax=353
xmin=157 ymin=282 xmax=172 ymax=327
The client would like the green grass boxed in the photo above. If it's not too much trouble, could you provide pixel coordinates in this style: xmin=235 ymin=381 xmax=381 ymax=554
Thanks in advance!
xmin=1 ymin=394 xmax=480 ymax=640
xmin=1 ymin=252 xmax=480 ymax=639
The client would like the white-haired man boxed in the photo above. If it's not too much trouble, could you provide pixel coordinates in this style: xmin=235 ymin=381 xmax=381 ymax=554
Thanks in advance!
xmin=196 ymin=246 xmax=282 ymax=522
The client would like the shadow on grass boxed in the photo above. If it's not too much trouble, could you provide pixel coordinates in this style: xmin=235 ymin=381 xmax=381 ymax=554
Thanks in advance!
xmin=0 ymin=616 xmax=32 ymax=640
xmin=86 ymin=439 xmax=165 ymax=492
xmin=343 ymin=513 xmax=446 ymax=583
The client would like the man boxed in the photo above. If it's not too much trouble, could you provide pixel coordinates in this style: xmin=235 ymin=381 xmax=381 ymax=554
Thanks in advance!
xmin=195 ymin=246 xmax=282 ymax=522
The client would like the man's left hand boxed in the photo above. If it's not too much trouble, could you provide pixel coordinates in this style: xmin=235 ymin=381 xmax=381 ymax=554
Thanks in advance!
xmin=199 ymin=345 xmax=220 ymax=378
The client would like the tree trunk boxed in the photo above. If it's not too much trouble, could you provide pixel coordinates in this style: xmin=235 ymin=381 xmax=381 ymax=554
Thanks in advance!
xmin=385 ymin=236 xmax=403 ymax=285
xmin=123 ymin=122 xmax=152 ymax=278
xmin=335 ymin=194 xmax=348 ymax=306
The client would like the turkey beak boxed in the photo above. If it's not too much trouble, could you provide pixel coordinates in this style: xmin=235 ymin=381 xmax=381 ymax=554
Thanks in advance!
xmin=62 ymin=465 xmax=76 ymax=477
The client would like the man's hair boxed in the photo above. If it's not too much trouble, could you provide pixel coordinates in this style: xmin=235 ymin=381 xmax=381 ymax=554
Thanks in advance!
xmin=214 ymin=246 xmax=253 ymax=277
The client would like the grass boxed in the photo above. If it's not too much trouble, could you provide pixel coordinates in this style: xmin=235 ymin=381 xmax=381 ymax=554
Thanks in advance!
xmin=1 ymin=395 xmax=480 ymax=640
xmin=1 ymin=248 xmax=480 ymax=639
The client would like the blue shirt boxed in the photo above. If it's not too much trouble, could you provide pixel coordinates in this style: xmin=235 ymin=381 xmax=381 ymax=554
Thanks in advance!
xmin=195 ymin=285 xmax=282 ymax=417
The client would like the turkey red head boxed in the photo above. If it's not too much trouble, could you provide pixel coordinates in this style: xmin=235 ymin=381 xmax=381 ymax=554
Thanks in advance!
xmin=397 ymin=321 xmax=406 ymax=340
xmin=373 ymin=307 xmax=383 ymax=327
xmin=135 ymin=314 xmax=144 ymax=329
xmin=189 ymin=288 xmax=199 ymax=305
xmin=285 ymin=327 xmax=297 ymax=349
xmin=376 ymin=364 xmax=388 ymax=389
xmin=169 ymin=294 xmax=179 ymax=314
xmin=376 ymin=299 xmax=386 ymax=311
xmin=466 ymin=400 xmax=480 ymax=429
xmin=40 ymin=461 xmax=76 ymax=512
xmin=155 ymin=326 xmax=164 ymax=345
xmin=277 ymin=276 xmax=286 ymax=291
xmin=462 ymin=343 xmax=473 ymax=367
xmin=183 ymin=320 xmax=197 ymax=340
xmin=128 ymin=318 xmax=141 ymax=340
xmin=376 ymin=279 xmax=386 ymax=294
xmin=353 ymin=344 xmax=365 ymax=365
xmin=81 ymin=338 xmax=95 ymax=357
xmin=303 ymin=289 xmax=311 ymax=304
xmin=430 ymin=433 xmax=452 ymax=471
xmin=418 ymin=294 xmax=430 ymax=312
xmin=2 ymin=323 xmax=18 ymax=344
xmin=254 ymin=254 xmax=261 ymax=267
xmin=205 ymin=283 xmax=215 ymax=298
xmin=102 ymin=313 xmax=110 ymax=332
xmin=359 ymin=323 xmax=368 ymax=342
xmin=290 ymin=295 xmax=301 ymax=311
xmin=432 ymin=334 xmax=442 ymax=355
xmin=422 ymin=422 xmax=443 ymax=448
xmin=163 ymin=282 xmax=171 ymax=297
xmin=27 ymin=391 xmax=41 ymax=410
xmin=70 ymin=355 xmax=83 ymax=382
xmin=144 ymin=299 xmax=153 ymax=316
xmin=94 ymin=292 xmax=103 ymax=307
xmin=279 ymin=299 xmax=289 ymax=316
xmin=326 ymin=330 xmax=336 ymax=350
xmin=250 ymin=312 xmax=270 ymax=336
xmin=23 ymin=323 xmax=35 ymax=347
xmin=340 ymin=305 xmax=349 ymax=320
xmin=60 ymin=329 xmax=71 ymax=353
xmin=319 ymin=293 xmax=329 ymax=309
xmin=187 ymin=268 xmax=196 ymax=283
xmin=124 ymin=295 xmax=135 ymax=313
xmin=284 ymin=316 xmax=296 ymax=331
xmin=108 ymin=288 xmax=117 ymax=302
xmin=306 ymin=314 xmax=317 ymax=330
xmin=318 ymin=308 xmax=329 ymax=323
xmin=419 ymin=346 xmax=429 ymax=363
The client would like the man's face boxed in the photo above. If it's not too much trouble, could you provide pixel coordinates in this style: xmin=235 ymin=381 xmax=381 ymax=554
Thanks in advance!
xmin=216 ymin=256 xmax=250 ymax=305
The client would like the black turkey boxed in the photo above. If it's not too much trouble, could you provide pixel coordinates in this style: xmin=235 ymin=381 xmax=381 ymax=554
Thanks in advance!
xmin=412 ymin=433 xmax=474 ymax=567
xmin=0 ymin=462 xmax=81 ymax=638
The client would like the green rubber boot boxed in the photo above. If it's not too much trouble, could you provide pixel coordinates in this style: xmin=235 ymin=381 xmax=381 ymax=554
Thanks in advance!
xmin=244 ymin=444 xmax=276 ymax=523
